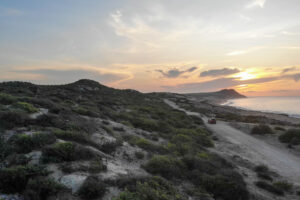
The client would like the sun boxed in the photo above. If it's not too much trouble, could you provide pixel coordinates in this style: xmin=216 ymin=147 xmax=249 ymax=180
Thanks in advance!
xmin=234 ymin=71 xmax=257 ymax=80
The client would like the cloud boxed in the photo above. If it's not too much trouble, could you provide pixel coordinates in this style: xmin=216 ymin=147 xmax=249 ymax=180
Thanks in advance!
xmin=281 ymin=31 xmax=300 ymax=36
xmin=164 ymin=72 xmax=300 ymax=93
xmin=156 ymin=67 xmax=197 ymax=78
xmin=282 ymin=67 xmax=296 ymax=74
xmin=226 ymin=51 xmax=247 ymax=56
xmin=289 ymin=73 xmax=300 ymax=82
xmin=226 ymin=46 xmax=267 ymax=56
xmin=10 ymin=68 xmax=130 ymax=84
xmin=0 ymin=7 xmax=23 ymax=17
xmin=246 ymin=0 xmax=267 ymax=8
xmin=200 ymin=68 xmax=240 ymax=77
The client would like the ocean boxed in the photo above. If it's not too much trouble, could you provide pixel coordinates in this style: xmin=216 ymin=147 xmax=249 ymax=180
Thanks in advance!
xmin=222 ymin=96 xmax=300 ymax=118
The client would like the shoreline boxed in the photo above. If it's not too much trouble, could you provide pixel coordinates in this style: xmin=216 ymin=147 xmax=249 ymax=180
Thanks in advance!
xmin=187 ymin=97 xmax=300 ymax=126
xmin=221 ymin=98 xmax=300 ymax=119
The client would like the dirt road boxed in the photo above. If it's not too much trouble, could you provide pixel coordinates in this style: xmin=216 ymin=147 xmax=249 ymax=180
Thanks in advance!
xmin=205 ymin=119 xmax=300 ymax=185
xmin=164 ymin=99 xmax=300 ymax=186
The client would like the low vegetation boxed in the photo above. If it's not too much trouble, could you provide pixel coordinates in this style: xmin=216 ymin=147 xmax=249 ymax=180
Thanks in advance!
xmin=9 ymin=132 xmax=56 ymax=153
xmin=143 ymin=155 xmax=186 ymax=179
xmin=273 ymin=181 xmax=293 ymax=192
xmin=274 ymin=126 xmax=286 ymax=131
xmin=123 ymin=135 xmax=168 ymax=154
xmin=51 ymin=128 xmax=92 ymax=145
xmin=78 ymin=176 xmax=107 ymax=199
xmin=255 ymin=181 xmax=284 ymax=196
xmin=0 ymin=165 xmax=49 ymax=194
xmin=99 ymin=139 xmax=123 ymax=154
xmin=279 ymin=129 xmax=300 ymax=145
xmin=254 ymin=164 xmax=273 ymax=181
xmin=42 ymin=142 xmax=98 ymax=163
xmin=251 ymin=124 xmax=274 ymax=135
xmin=135 ymin=151 xmax=145 ymax=159
xmin=25 ymin=177 xmax=67 ymax=200
xmin=143 ymin=154 xmax=249 ymax=200
xmin=0 ymin=80 xmax=250 ymax=200
xmin=0 ymin=93 xmax=17 ymax=105
xmin=14 ymin=102 xmax=38 ymax=113
xmin=114 ymin=176 xmax=187 ymax=200
xmin=0 ymin=111 xmax=30 ymax=129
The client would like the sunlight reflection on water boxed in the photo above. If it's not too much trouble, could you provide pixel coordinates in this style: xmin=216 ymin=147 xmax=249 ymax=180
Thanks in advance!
xmin=223 ymin=96 xmax=300 ymax=118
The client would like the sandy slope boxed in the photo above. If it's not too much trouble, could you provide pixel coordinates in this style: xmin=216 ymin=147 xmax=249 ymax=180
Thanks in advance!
xmin=164 ymin=99 xmax=300 ymax=186
xmin=205 ymin=119 xmax=300 ymax=186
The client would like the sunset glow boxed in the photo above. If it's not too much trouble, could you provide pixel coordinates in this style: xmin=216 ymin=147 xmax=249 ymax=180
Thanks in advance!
xmin=0 ymin=0 xmax=300 ymax=96
xmin=234 ymin=72 xmax=257 ymax=81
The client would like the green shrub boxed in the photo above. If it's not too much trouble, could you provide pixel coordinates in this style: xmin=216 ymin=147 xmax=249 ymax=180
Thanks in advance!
xmin=11 ymin=134 xmax=33 ymax=153
xmin=0 ymin=165 xmax=49 ymax=193
xmin=167 ymin=142 xmax=190 ymax=156
xmin=14 ymin=102 xmax=38 ymax=113
xmin=143 ymin=155 xmax=185 ymax=179
xmin=31 ymin=132 xmax=57 ymax=147
xmin=124 ymin=135 xmax=167 ymax=154
xmin=254 ymin=165 xmax=269 ymax=173
xmin=24 ymin=177 xmax=67 ymax=200
xmin=0 ymin=135 xmax=14 ymax=161
xmin=113 ymin=126 xmax=125 ymax=132
xmin=185 ymin=187 xmax=211 ymax=200
xmin=6 ymin=154 xmax=30 ymax=166
xmin=175 ymin=128 xmax=214 ymax=148
xmin=131 ymin=117 xmax=160 ymax=132
xmin=78 ymin=176 xmax=107 ymax=199
xmin=99 ymin=139 xmax=123 ymax=154
xmin=275 ymin=126 xmax=286 ymax=131
xmin=254 ymin=164 xmax=273 ymax=181
xmin=136 ymin=138 xmax=167 ymax=154
xmin=198 ymin=174 xmax=249 ymax=200
xmin=73 ymin=106 xmax=99 ymax=117
xmin=0 ymin=93 xmax=17 ymax=105
xmin=0 ymin=111 xmax=30 ymax=129
xmin=197 ymin=152 xmax=210 ymax=159
xmin=135 ymin=151 xmax=145 ymax=159
xmin=255 ymin=181 xmax=284 ymax=196
xmin=42 ymin=142 xmax=97 ymax=163
xmin=251 ymin=124 xmax=274 ymax=135
xmin=52 ymin=128 xmax=91 ymax=144
xmin=10 ymin=133 xmax=56 ymax=153
xmin=273 ymin=181 xmax=293 ymax=192
xmin=279 ymin=129 xmax=300 ymax=145
xmin=42 ymin=142 xmax=76 ymax=163
xmin=89 ymin=159 xmax=107 ymax=173
xmin=114 ymin=176 xmax=187 ymax=200
xmin=179 ymin=155 xmax=249 ymax=200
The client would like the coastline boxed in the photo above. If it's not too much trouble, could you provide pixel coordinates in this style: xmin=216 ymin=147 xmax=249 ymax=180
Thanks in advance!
xmin=222 ymin=98 xmax=300 ymax=119
xmin=187 ymin=97 xmax=300 ymax=126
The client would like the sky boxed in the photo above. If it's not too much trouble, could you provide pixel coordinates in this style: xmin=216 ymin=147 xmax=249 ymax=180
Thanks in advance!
xmin=0 ymin=0 xmax=300 ymax=96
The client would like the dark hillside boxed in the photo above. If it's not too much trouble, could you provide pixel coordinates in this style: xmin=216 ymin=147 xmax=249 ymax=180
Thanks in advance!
xmin=0 ymin=79 xmax=249 ymax=200
xmin=186 ymin=89 xmax=246 ymax=100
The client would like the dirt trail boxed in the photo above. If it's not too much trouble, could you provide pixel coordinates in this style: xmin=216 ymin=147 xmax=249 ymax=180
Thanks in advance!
xmin=164 ymin=99 xmax=300 ymax=186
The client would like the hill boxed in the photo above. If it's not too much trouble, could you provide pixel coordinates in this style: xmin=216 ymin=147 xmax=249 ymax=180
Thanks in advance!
xmin=0 ymin=80 xmax=249 ymax=200
xmin=186 ymin=89 xmax=246 ymax=100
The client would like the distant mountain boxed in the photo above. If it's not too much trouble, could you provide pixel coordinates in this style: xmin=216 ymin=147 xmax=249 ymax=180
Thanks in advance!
xmin=186 ymin=89 xmax=246 ymax=100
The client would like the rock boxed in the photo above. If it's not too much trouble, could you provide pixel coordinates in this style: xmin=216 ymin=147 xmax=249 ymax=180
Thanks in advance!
xmin=59 ymin=174 xmax=87 ymax=193
xmin=102 ymin=187 xmax=121 ymax=200
xmin=29 ymin=108 xmax=48 ymax=119
xmin=91 ymin=133 xmax=116 ymax=146
xmin=47 ymin=192 xmax=80 ymax=200
xmin=26 ymin=151 xmax=42 ymax=165
xmin=0 ymin=194 xmax=23 ymax=200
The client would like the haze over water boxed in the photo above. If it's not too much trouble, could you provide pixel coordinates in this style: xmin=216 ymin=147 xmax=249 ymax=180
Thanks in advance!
xmin=224 ymin=96 xmax=300 ymax=118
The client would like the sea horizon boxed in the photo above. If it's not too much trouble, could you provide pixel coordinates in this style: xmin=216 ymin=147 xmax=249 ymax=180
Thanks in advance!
xmin=223 ymin=96 xmax=300 ymax=118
